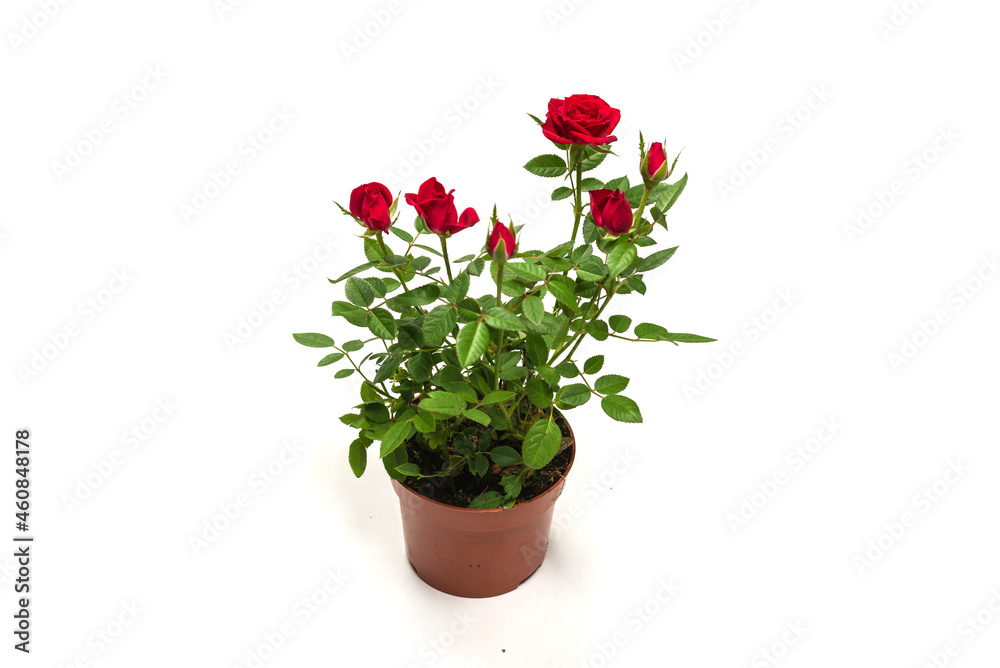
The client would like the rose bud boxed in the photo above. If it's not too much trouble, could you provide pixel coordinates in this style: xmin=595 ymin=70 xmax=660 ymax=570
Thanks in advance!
xmin=404 ymin=177 xmax=479 ymax=236
xmin=349 ymin=182 xmax=393 ymax=232
xmin=641 ymin=141 xmax=669 ymax=186
xmin=487 ymin=220 xmax=517 ymax=264
xmin=589 ymin=189 xmax=633 ymax=236
xmin=541 ymin=94 xmax=621 ymax=146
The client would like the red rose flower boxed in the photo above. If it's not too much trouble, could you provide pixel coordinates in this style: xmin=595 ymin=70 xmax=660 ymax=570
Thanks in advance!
xmin=349 ymin=182 xmax=393 ymax=232
xmin=487 ymin=220 xmax=517 ymax=262
xmin=541 ymin=94 xmax=621 ymax=146
xmin=404 ymin=177 xmax=479 ymax=236
xmin=589 ymin=189 xmax=633 ymax=235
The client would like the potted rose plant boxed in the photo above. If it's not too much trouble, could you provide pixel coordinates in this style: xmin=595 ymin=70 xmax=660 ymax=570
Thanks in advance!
xmin=295 ymin=94 xmax=713 ymax=597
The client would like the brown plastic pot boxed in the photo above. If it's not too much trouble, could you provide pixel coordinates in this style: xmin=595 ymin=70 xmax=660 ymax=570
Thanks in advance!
xmin=391 ymin=423 xmax=575 ymax=598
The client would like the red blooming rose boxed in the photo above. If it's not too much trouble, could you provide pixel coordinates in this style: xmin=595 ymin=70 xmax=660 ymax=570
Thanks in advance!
xmin=589 ymin=189 xmax=633 ymax=235
xmin=349 ymin=182 xmax=393 ymax=232
xmin=487 ymin=220 xmax=517 ymax=262
xmin=541 ymin=94 xmax=621 ymax=146
xmin=404 ymin=177 xmax=479 ymax=236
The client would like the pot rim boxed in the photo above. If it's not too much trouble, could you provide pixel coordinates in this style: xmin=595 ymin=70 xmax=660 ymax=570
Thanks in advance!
xmin=391 ymin=418 xmax=576 ymax=514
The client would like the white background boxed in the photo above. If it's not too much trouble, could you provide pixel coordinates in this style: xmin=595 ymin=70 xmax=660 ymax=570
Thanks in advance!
xmin=3 ymin=0 xmax=999 ymax=666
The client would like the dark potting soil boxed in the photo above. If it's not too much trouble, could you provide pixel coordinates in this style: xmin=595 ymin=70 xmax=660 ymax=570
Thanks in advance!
xmin=400 ymin=418 xmax=574 ymax=508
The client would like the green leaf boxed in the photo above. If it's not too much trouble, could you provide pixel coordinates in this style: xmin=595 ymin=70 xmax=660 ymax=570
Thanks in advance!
xmin=536 ymin=366 xmax=560 ymax=388
xmin=609 ymin=315 xmax=632 ymax=333
xmin=624 ymin=275 xmax=647 ymax=295
xmin=585 ymin=320 xmax=609 ymax=341
xmin=329 ymin=260 xmax=379 ymax=284
xmin=406 ymin=353 xmax=433 ymax=382
xmin=456 ymin=320 xmax=490 ymax=366
xmin=395 ymin=463 xmax=421 ymax=477
xmin=467 ymin=257 xmax=486 ymax=276
xmin=331 ymin=301 xmax=368 ymax=327
xmin=469 ymin=491 xmax=504 ymax=509
xmin=595 ymin=374 xmax=629 ymax=395
xmin=463 ymin=408 xmax=492 ymax=426
xmin=634 ymin=323 xmax=669 ymax=340
xmin=558 ymin=383 xmax=592 ymax=407
xmin=601 ymin=395 xmax=643 ymax=423
xmin=373 ymin=353 xmax=403 ymax=383
xmin=382 ymin=254 xmax=410 ymax=267
xmin=576 ymin=258 xmax=608 ymax=282
xmin=524 ymin=154 xmax=568 ymax=178
xmin=522 ymin=296 xmax=544 ymax=326
xmin=342 ymin=339 xmax=364 ymax=352
xmin=334 ymin=368 xmax=355 ymax=379
xmin=501 ymin=475 xmax=523 ymax=498
xmin=571 ymin=245 xmax=593 ymax=263
xmin=365 ymin=403 xmax=390 ymax=423
xmin=293 ymin=333 xmax=335 ymax=348
xmin=636 ymin=246 xmax=678 ymax=273
xmin=467 ymin=453 xmax=487 ymax=477
xmin=579 ymin=177 xmax=604 ymax=191
xmin=484 ymin=307 xmax=525 ymax=331
xmin=418 ymin=391 xmax=468 ymax=416
xmin=526 ymin=378 xmax=552 ymax=409
xmin=348 ymin=438 xmax=368 ymax=478
xmin=651 ymin=331 xmax=716 ymax=343
xmin=522 ymin=418 xmax=562 ymax=469
xmin=625 ymin=184 xmax=646 ymax=207
xmin=413 ymin=411 xmax=435 ymax=433
xmin=409 ymin=256 xmax=432 ymax=272
xmin=317 ymin=352 xmax=344 ymax=367
xmin=584 ymin=355 xmax=605 ymax=375
xmin=555 ymin=361 xmax=578 ymax=377
xmin=367 ymin=308 xmax=397 ymax=339
xmin=481 ymin=390 xmax=515 ymax=405
xmin=505 ymin=262 xmax=547 ymax=283
xmin=395 ymin=322 xmax=421 ymax=351
xmin=489 ymin=446 xmax=522 ymax=466
xmin=552 ymin=187 xmax=573 ymax=201
xmin=422 ymin=305 xmax=458 ymax=344
xmin=389 ymin=226 xmax=413 ymax=242
xmin=360 ymin=382 xmax=383 ymax=404
xmin=604 ymin=176 xmax=630 ymax=192
xmin=580 ymin=150 xmax=607 ymax=172
xmin=653 ymin=173 xmax=688 ymax=213
xmin=393 ymin=284 xmax=440 ymax=307
xmin=382 ymin=445 xmax=407 ymax=482
xmin=412 ymin=243 xmax=442 ymax=257
xmin=525 ymin=333 xmax=549 ymax=367
xmin=345 ymin=277 xmax=375 ymax=307
xmin=364 ymin=238 xmax=382 ymax=263
xmin=443 ymin=272 xmax=471 ymax=302
xmin=607 ymin=240 xmax=638 ymax=278
xmin=380 ymin=420 xmax=413 ymax=457
xmin=547 ymin=275 xmax=579 ymax=312
xmin=365 ymin=277 xmax=388 ymax=297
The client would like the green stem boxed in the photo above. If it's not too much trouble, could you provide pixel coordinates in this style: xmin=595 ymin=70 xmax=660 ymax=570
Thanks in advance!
xmin=492 ymin=263 xmax=505 ymax=391
xmin=566 ymin=148 xmax=585 ymax=258
xmin=440 ymin=235 xmax=454 ymax=282
xmin=633 ymin=185 xmax=651 ymax=226
xmin=376 ymin=232 xmax=411 ymax=293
